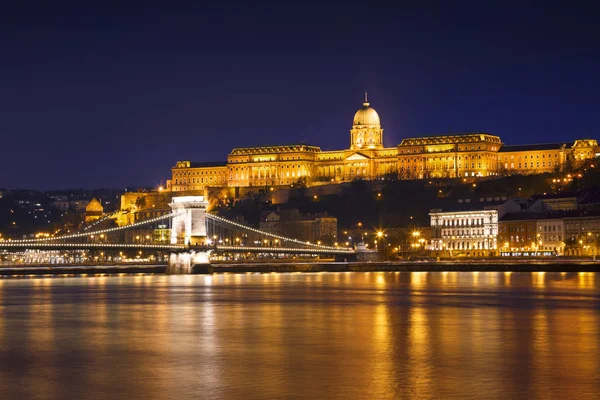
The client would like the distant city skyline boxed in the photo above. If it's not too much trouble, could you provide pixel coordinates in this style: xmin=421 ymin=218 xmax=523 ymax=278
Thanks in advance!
xmin=1 ymin=2 xmax=598 ymax=189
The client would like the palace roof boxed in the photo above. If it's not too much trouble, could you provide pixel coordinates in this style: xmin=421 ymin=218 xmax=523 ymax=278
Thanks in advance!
xmin=399 ymin=133 xmax=501 ymax=146
xmin=498 ymin=142 xmax=573 ymax=152
xmin=230 ymin=144 xmax=322 ymax=155
xmin=187 ymin=161 xmax=227 ymax=168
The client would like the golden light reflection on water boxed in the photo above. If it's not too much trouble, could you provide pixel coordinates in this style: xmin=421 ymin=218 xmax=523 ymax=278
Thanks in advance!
xmin=577 ymin=272 xmax=596 ymax=289
xmin=0 ymin=272 xmax=598 ymax=399
xmin=410 ymin=271 xmax=428 ymax=286
xmin=532 ymin=271 xmax=547 ymax=287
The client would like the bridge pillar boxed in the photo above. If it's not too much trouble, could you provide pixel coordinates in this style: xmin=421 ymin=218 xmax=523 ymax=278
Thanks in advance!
xmin=169 ymin=196 xmax=210 ymax=245
xmin=167 ymin=251 xmax=214 ymax=274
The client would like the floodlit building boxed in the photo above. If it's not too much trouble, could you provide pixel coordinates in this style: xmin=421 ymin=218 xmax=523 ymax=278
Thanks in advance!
xmin=85 ymin=198 xmax=104 ymax=223
xmin=429 ymin=198 xmax=522 ymax=256
xmin=535 ymin=218 xmax=565 ymax=254
xmin=166 ymin=95 xmax=599 ymax=194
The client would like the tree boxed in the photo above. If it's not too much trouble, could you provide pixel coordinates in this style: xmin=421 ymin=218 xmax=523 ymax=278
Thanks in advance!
xmin=290 ymin=177 xmax=309 ymax=197
xmin=563 ymin=152 xmax=575 ymax=173
xmin=135 ymin=196 xmax=147 ymax=209
xmin=382 ymin=166 xmax=399 ymax=181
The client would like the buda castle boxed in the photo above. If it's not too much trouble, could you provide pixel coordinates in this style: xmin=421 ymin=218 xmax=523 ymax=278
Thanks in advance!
xmin=167 ymin=95 xmax=598 ymax=193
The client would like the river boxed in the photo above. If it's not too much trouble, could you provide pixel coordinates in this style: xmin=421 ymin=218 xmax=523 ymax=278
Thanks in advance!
xmin=0 ymin=271 xmax=598 ymax=399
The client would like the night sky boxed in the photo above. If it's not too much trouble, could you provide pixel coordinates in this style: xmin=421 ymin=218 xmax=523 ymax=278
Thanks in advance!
xmin=1 ymin=2 xmax=598 ymax=190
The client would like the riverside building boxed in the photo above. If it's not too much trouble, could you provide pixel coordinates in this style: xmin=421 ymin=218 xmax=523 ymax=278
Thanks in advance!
xmin=167 ymin=95 xmax=599 ymax=193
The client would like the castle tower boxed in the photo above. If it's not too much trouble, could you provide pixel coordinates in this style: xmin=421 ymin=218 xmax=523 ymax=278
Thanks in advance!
xmin=85 ymin=198 xmax=104 ymax=223
xmin=350 ymin=93 xmax=384 ymax=150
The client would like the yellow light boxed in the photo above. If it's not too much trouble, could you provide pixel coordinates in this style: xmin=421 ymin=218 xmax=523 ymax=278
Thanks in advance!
xmin=376 ymin=231 xmax=383 ymax=238
xmin=412 ymin=230 xmax=421 ymax=237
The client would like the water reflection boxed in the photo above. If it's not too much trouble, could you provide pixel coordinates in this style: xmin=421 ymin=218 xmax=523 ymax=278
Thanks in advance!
xmin=0 ymin=272 xmax=598 ymax=399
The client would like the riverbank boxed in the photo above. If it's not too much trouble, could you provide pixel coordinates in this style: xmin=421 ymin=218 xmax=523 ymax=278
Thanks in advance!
xmin=203 ymin=260 xmax=600 ymax=274
xmin=0 ymin=260 xmax=600 ymax=276
xmin=1 ymin=260 xmax=598 ymax=276
xmin=0 ymin=265 xmax=166 ymax=276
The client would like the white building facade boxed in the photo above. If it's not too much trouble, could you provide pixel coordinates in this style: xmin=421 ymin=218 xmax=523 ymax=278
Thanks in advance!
xmin=429 ymin=198 xmax=523 ymax=256
xmin=430 ymin=209 xmax=499 ymax=254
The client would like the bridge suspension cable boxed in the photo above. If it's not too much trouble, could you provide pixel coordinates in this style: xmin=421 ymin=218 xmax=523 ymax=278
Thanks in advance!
xmin=80 ymin=211 xmax=120 ymax=231
xmin=205 ymin=213 xmax=345 ymax=251
xmin=10 ymin=211 xmax=183 ymax=243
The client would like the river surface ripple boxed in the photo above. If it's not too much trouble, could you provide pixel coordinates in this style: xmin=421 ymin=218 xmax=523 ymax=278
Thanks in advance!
xmin=0 ymin=271 xmax=599 ymax=400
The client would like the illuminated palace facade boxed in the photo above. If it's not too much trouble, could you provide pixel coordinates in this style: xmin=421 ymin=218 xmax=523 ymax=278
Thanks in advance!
xmin=167 ymin=96 xmax=599 ymax=192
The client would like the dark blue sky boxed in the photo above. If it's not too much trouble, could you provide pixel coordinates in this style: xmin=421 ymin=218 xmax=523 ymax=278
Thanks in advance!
xmin=1 ymin=2 xmax=598 ymax=189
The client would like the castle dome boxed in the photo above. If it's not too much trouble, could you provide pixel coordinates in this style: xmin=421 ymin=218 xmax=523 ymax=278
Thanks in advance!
xmin=352 ymin=93 xmax=380 ymax=126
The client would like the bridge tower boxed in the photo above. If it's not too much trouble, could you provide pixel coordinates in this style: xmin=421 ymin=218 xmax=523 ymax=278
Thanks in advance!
xmin=169 ymin=196 xmax=210 ymax=245
xmin=167 ymin=195 xmax=212 ymax=273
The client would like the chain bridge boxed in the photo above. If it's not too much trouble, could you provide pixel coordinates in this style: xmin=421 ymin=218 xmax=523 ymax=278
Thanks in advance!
xmin=0 ymin=196 xmax=355 ymax=272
